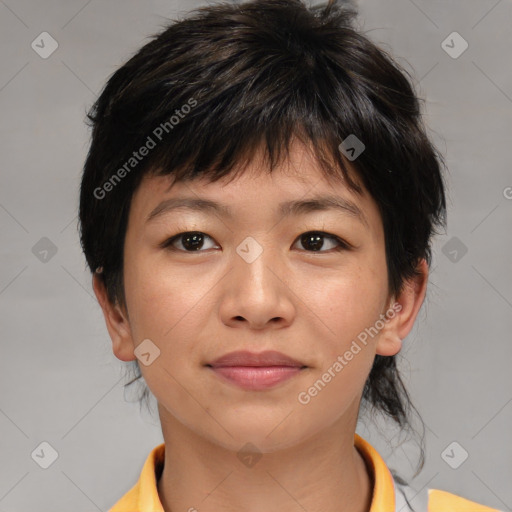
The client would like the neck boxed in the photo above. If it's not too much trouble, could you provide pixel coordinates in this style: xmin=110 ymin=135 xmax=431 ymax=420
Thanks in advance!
xmin=156 ymin=413 xmax=373 ymax=512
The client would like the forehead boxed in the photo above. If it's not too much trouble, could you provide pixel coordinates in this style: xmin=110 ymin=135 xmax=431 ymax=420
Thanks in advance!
xmin=128 ymin=141 xmax=382 ymax=232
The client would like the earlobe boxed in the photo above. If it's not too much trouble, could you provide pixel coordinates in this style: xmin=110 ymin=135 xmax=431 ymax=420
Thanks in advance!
xmin=92 ymin=274 xmax=136 ymax=362
xmin=375 ymin=330 xmax=403 ymax=357
xmin=376 ymin=259 xmax=429 ymax=357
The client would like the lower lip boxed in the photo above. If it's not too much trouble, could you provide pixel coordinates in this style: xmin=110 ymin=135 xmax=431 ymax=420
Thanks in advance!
xmin=209 ymin=366 xmax=304 ymax=390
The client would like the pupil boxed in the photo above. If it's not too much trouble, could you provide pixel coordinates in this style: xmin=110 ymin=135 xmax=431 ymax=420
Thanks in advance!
xmin=183 ymin=232 xmax=203 ymax=250
xmin=303 ymin=233 xmax=323 ymax=251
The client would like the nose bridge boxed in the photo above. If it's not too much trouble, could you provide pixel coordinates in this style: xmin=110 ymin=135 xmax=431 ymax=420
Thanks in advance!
xmin=233 ymin=233 xmax=277 ymax=288
xmin=231 ymin=229 xmax=297 ymax=312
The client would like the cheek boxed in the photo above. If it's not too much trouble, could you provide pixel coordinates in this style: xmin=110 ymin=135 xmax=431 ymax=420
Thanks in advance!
xmin=123 ymin=260 xmax=208 ymax=400
xmin=293 ymin=269 xmax=384 ymax=424
xmin=124 ymin=252 xmax=209 ymax=342
xmin=302 ymin=261 xmax=388 ymax=356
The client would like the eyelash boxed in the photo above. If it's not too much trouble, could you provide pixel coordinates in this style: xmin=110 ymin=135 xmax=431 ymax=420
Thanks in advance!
xmin=160 ymin=231 xmax=352 ymax=253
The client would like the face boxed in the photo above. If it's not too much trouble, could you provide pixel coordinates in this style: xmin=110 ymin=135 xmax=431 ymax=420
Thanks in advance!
xmin=96 ymin=140 xmax=420 ymax=454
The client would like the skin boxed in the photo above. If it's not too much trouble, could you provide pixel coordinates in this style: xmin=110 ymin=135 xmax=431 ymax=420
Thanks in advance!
xmin=93 ymin=139 xmax=428 ymax=512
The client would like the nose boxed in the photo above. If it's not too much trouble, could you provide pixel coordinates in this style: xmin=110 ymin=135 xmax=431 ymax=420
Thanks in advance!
xmin=219 ymin=236 xmax=295 ymax=330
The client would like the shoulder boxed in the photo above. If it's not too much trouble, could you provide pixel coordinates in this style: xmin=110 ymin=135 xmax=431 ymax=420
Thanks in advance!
xmin=108 ymin=483 xmax=139 ymax=511
xmin=427 ymin=488 xmax=503 ymax=512
xmin=395 ymin=479 xmax=503 ymax=512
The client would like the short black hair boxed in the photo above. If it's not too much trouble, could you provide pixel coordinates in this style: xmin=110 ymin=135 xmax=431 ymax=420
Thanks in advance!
xmin=79 ymin=0 xmax=447 ymax=477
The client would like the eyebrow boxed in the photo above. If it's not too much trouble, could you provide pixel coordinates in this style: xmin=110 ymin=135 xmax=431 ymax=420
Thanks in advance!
xmin=146 ymin=194 xmax=368 ymax=227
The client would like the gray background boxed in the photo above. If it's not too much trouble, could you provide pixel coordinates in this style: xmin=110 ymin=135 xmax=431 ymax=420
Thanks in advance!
xmin=0 ymin=0 xmax=511 ymax=511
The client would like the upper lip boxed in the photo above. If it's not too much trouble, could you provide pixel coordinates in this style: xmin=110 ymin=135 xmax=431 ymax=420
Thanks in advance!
xmin=207 ymin=350 xmax=306 ymax=368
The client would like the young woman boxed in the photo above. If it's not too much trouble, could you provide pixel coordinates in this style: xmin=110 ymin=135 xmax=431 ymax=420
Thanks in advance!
xmin=79 ymin=1 xmax=502 ymax=510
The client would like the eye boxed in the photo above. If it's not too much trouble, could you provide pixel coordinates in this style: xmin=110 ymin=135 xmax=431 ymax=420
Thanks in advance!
xmin=161 ymin=231 xmax=218 ymax=252
xmin=293 ymin=231 xmax=350 ymax=252
xmin=161 ymin=231 xmax=350 ymax=253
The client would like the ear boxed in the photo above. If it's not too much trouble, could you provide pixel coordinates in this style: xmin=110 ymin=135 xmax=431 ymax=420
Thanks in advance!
xmin=375 ymin=258 xmax=429 ymax=357
xmin=92 ymin=273 xmax=136 ymax=362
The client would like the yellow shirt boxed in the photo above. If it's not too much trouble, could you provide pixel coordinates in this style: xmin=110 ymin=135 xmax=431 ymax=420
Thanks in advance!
xmin=109 ymin=433 xmax=501 ymax=512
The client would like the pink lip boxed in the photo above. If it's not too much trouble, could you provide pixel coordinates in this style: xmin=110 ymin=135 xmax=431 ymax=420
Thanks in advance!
xmin=206 ymin=350 xmax=307 ymax=391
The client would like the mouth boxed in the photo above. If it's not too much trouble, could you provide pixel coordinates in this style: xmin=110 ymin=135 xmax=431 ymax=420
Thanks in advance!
xmin=205 ymin=350 xmax=308 ymax=391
